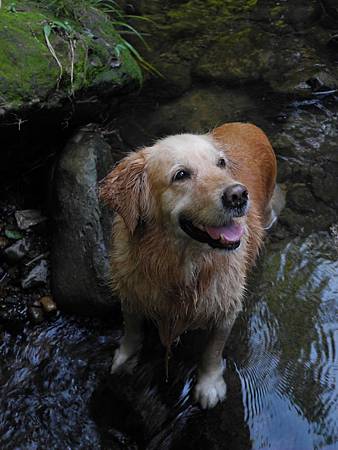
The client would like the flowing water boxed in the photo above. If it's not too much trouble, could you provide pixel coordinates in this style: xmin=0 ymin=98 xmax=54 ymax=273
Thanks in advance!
xmin=1 ymin=89 xmax=338 ymax=449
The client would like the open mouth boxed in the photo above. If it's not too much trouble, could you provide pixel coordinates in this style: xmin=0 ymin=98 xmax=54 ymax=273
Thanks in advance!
xmin=179 ymin=217 xmax=244 ymax=250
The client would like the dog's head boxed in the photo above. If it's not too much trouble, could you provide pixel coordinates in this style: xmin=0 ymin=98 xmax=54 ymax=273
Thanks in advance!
xmin=100 ymin=134 xmax=249 ymax=251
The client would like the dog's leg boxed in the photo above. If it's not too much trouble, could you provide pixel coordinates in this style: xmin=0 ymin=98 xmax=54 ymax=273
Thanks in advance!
xmin=111 ymin=312 xmax=143 ymax=374
xmin=194 ymin=312 xmax=238 ymax=409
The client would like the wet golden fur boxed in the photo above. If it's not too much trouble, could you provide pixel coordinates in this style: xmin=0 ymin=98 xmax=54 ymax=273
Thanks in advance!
xmin=101 ymin=123 xmax=277 ymax=349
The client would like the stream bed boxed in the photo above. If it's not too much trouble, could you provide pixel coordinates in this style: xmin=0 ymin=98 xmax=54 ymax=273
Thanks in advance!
xmin=0 ymin=85 xmax=338 ymax=450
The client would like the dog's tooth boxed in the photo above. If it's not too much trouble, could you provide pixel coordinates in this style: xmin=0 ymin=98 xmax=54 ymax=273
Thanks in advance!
xmin=220 ymin=234 xmax=231 ymax=245
xmin=195 ymin=223 xmax=205 ymax=231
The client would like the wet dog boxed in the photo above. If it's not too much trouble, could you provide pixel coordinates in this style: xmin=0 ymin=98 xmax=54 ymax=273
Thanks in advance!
xmin=100 ymin=122 xmax=277 ymax=409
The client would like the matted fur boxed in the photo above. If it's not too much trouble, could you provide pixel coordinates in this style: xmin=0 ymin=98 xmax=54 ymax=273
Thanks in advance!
xmin=101 ymin=123 xmax=277 ymax=349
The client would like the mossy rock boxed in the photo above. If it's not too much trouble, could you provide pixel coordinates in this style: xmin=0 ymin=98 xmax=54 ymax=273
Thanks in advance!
xmin=0 ymin=5 xmax=58 ymax=109
xmin=194 ymin=29 xmax=271 ymax=83
xmin=133 ymin=0 xmax=335 ymax=96
xmin=0 ymin=0 xmax=142 ymax=112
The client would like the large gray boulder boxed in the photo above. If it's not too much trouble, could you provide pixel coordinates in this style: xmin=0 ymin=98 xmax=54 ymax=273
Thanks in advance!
xmin=51 ymin=125 xmax=117 ymax=314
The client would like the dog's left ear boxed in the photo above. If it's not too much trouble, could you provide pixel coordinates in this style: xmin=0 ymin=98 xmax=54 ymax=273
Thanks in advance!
xmin=100 ymin=151 xmax=151 ymax=234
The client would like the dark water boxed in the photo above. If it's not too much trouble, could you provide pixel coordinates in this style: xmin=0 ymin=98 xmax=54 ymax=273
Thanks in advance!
xmin=1 ymin=91 xmax=338 ymax=449
xmin=238 ymin=233 xmax=338 ymax=450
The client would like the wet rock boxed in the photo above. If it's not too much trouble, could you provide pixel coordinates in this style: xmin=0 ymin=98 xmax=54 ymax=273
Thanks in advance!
xmin=283 ymin=2 xmax=322 ymax=30
xmin=311 ymin=171 xmax=338 ymax=209
xmin=321 ymin=0 xmax=338 ymax=22
xmin=39 ymin=296 xmax=57 ymax=314
xmin=194 ymin=29 xmax=271 ymax=84
xmin=119 ymin=86 xmax=260 ymax=146
xmin=15 ymin=210 xmax=46 ymax=230
xmin=3 ymin=239 xmax=30 ymax=264
xmin=21 ymin=260 xmax=48 ymax=290
xmin=329 ymin=224 xmax=338 ymax=247
xmin=51 ymin=126 xmax=116 ymax=314
xmin=306 ymin=72 xmax=338 ymax=92
xmin=146 ymin=55 xmax=192 ymax=98
xmin=134 ymin=0 xmax=338 ymax=98
xmin=28 ymin=306 xmax=44 ymax=324
xmin=286 ymin=184 xmax=317 ymax=214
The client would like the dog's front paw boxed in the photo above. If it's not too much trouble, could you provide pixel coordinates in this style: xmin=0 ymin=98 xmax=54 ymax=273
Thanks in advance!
xmin=194 ymin=372 xmax=227 ymax=409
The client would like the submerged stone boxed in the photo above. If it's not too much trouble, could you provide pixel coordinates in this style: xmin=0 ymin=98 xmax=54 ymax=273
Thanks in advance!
xmin=21 ymin=259 xmax=48 ymax=289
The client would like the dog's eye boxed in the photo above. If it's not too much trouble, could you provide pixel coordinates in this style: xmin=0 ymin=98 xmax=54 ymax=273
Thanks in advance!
xmin=173 ymin=169 xmax=191 ymax=182
xmin=217 ymin=158 xmax=226 ymax=168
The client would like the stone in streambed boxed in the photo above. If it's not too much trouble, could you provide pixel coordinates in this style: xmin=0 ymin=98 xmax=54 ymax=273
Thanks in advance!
xmin=39 ymin=296 xmax=57 ymax=314
xmin=51 ymin=126 xmax=116 ymax=314
xmin=21 ymin=260 xmax=48 ymax=289
xmin=4 ymin=239 xmax=30 ymax=263
xmin=15 ymin=210 xmax=46 ymax=230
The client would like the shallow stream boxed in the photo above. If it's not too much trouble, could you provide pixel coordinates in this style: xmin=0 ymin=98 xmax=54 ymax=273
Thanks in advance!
xmin=1 ymin=87 xmax=338 ymax=449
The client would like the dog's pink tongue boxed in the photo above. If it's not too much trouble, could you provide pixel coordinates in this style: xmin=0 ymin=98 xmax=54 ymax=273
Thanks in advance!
xmin=205 ymin=223 xmax=244 ymax=242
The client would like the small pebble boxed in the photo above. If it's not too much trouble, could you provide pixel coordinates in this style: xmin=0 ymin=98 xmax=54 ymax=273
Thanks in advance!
xmin=28 ymin=306 xmax=44 ymax=324
xmin=15 ymin=209 xmax=46 ymax=230
xmin=39 ymin=295 xmax=57 ymax=314
xmin=21 ymin=260 xmax=48 ymax=289
xmin=4 ymin=239 xmax=30 ymax=264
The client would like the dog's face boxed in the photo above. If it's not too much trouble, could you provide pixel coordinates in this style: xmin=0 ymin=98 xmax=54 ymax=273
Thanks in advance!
xmin=101 ymin=134 xmax=249 ymax=251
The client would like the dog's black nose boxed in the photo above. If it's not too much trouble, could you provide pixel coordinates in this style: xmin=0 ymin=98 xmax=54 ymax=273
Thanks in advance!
xmin=222 ymin=184 xmax=248 ymax=209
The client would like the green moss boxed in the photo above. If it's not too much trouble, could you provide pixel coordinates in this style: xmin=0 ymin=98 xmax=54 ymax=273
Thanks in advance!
xmin=0 ymin=5 xmax=59 ymax=108
xmin=194 ymin=28 xmax=270 ymax=83
xmin=270 ymin=5 xmax=284 ymax=17
xmin=136 ymin=0 xmax=261 ymax=89
xmin=148 ymin=0 xmax=259 ymax=38
xmin=0 ymin=0 xmax=145 ymax=111
xmin=81 ymin=10 xmax=143 ymax=86
xmin=275 ymin=19 xmax=286 ymax=28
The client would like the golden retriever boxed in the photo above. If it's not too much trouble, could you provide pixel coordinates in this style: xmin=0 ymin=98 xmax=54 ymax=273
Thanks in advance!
xmin=100 ymin=122 xmax=277 ymax=409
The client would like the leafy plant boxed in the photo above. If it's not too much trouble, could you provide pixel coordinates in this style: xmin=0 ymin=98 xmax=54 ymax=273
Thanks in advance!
xmin=35 ymin=0 xmax=160 ymax=87
xmin=43 ymin=19 xmax=76 ymax=90
xmin=5 ymin=229 xmax=23 ymax=240
xmin=7 ymin=2 xmax=17 ymax=12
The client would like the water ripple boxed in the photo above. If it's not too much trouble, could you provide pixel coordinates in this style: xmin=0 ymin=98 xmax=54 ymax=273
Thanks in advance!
xmin=236 ymin=232 xmax=338 ymax=450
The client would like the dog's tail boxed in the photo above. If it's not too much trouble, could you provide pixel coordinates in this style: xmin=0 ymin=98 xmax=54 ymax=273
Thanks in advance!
xmin=264 ymin=183 xmax=286 ymax=230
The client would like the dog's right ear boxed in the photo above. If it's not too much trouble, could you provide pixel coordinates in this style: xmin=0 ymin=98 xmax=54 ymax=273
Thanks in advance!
xmin=100 ymin=151 xmax=151 ymax=235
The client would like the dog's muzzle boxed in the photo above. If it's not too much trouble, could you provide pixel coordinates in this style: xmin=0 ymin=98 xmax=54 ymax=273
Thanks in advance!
xmin=179 ymin=183 xmax=249 ymax=250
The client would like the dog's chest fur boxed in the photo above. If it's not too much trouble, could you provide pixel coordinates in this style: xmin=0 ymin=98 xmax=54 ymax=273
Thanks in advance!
xmin=110 ymin=217 xmax=249 ymax=346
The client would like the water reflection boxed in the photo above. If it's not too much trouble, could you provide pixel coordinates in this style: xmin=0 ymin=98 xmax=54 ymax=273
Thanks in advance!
xmin=235 ymin=232 xmax=338 ymax=450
